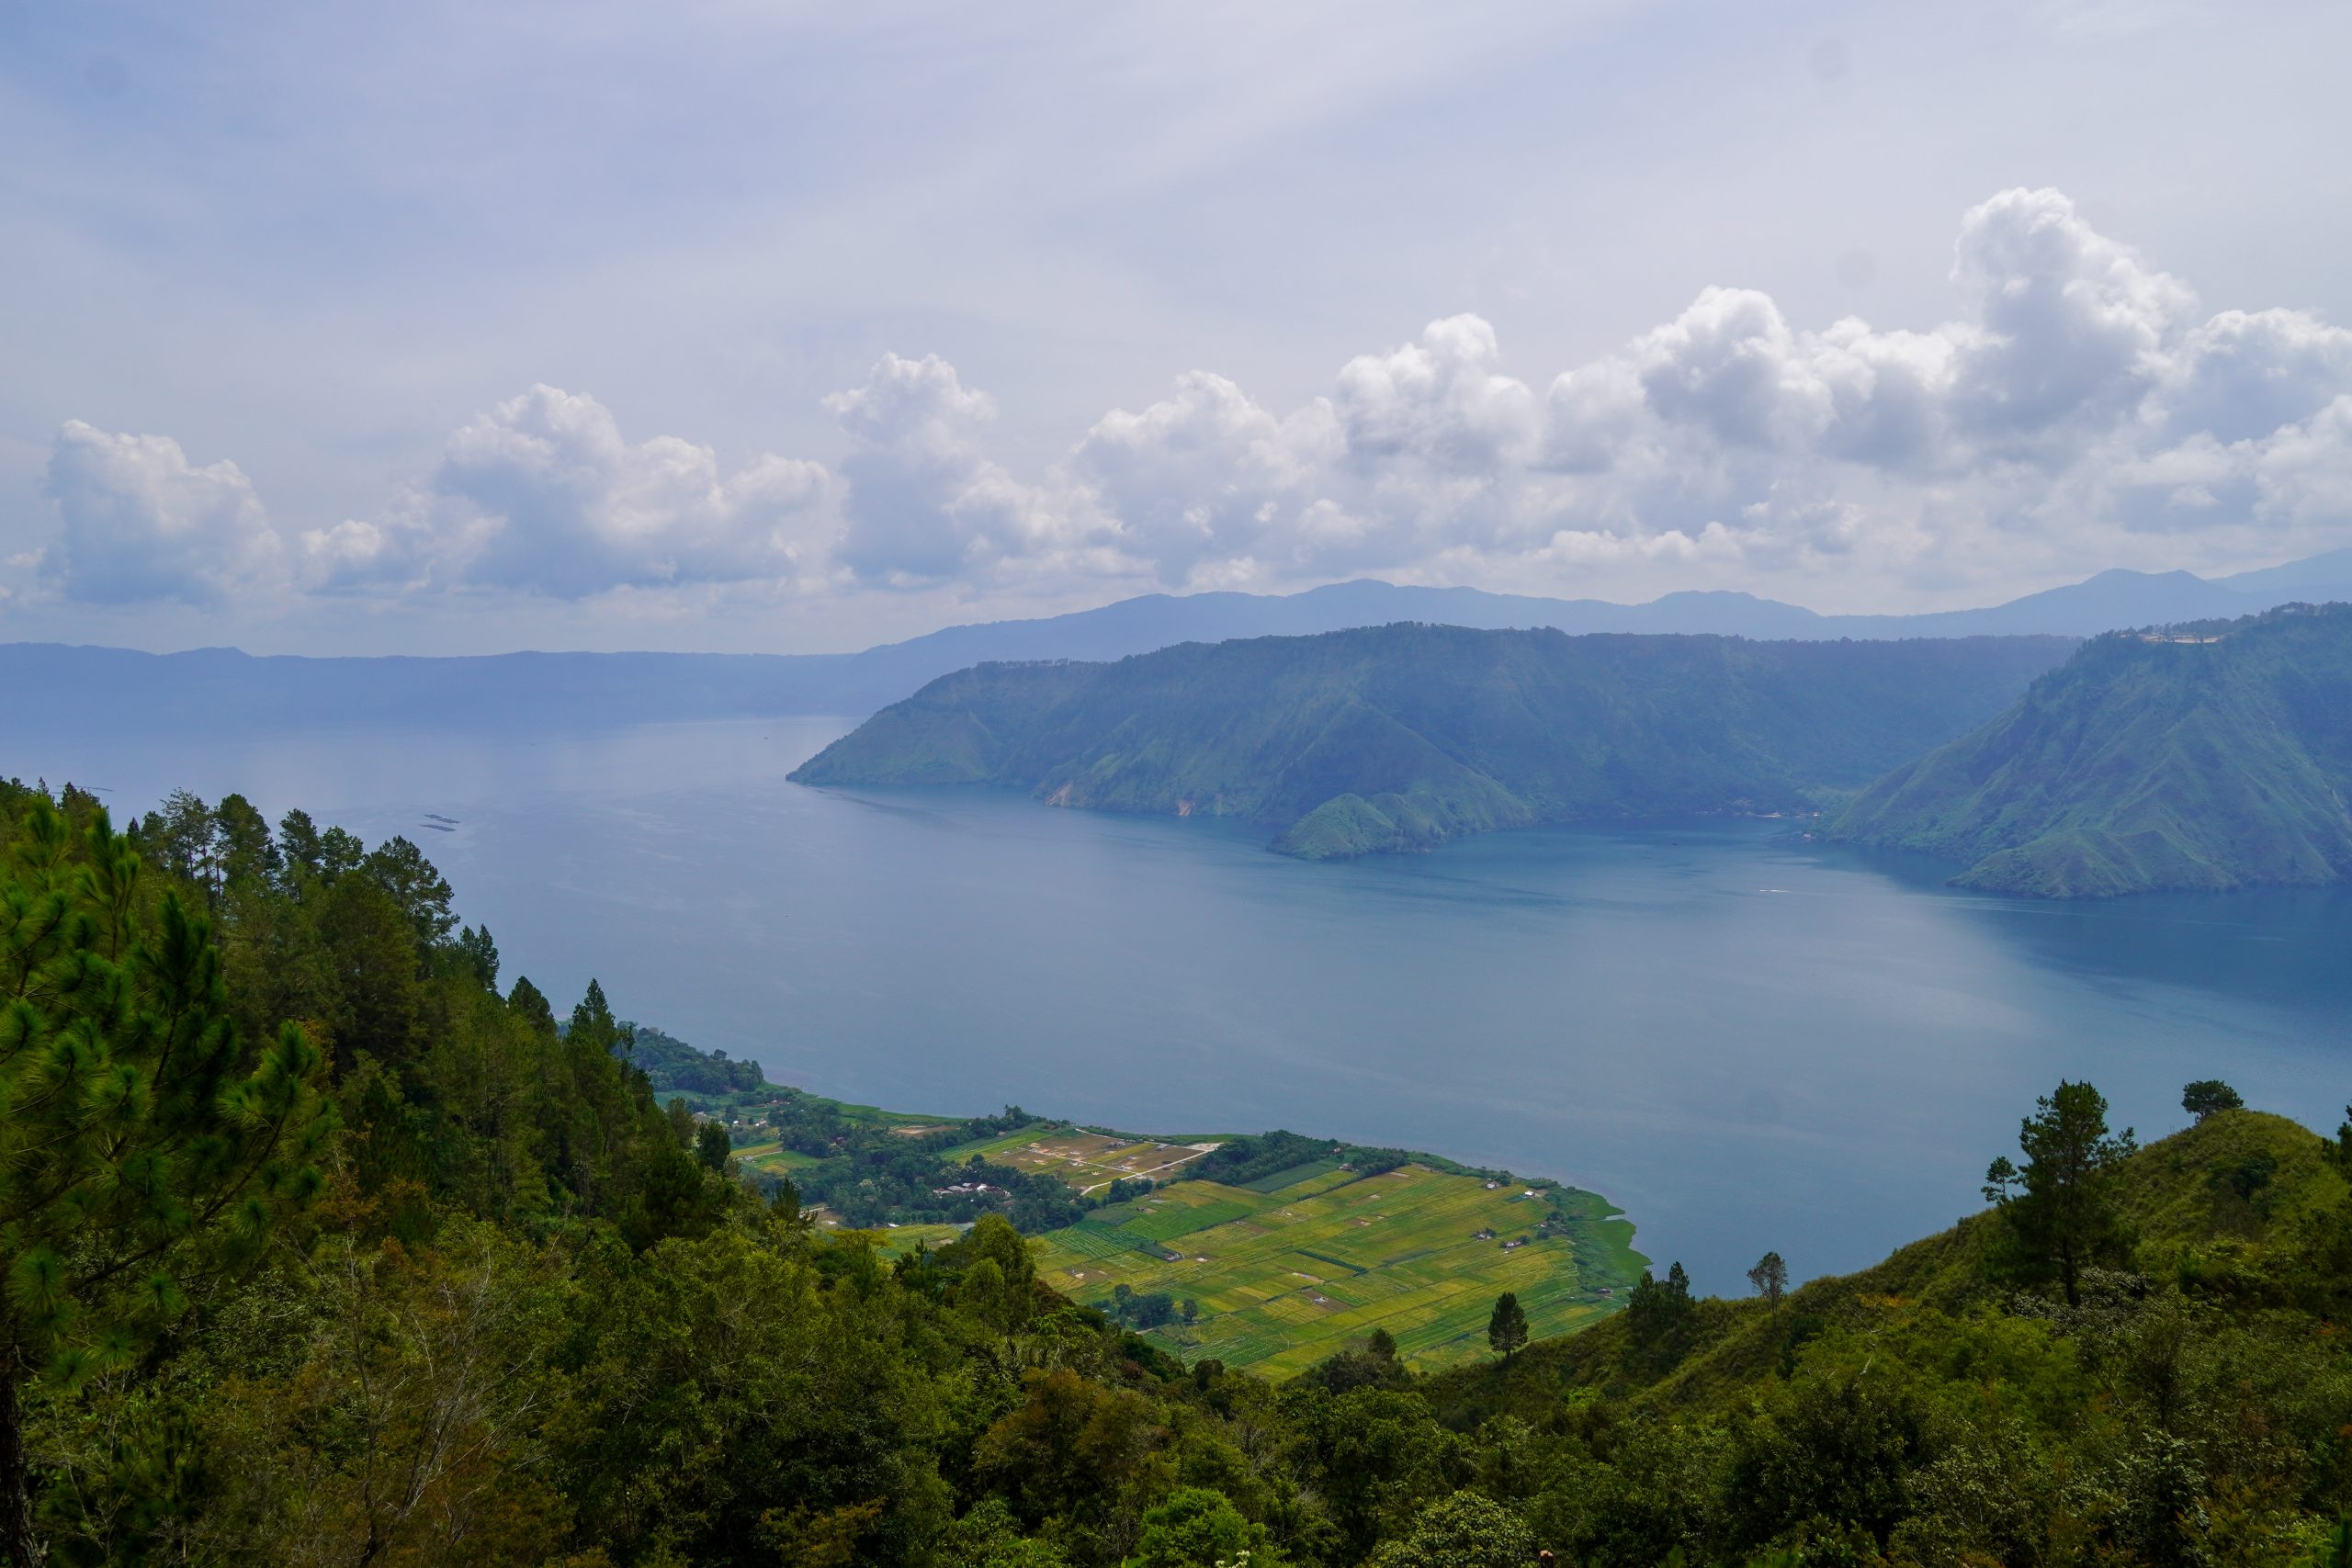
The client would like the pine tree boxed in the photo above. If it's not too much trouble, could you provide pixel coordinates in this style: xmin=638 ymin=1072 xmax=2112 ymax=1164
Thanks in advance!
xmin=1487 ymin=1292 xmax=1528 ymax=1362
xmin=1984 ymin=1079 xmax=2137 ymax=1306
xmin=0 ymin=802 xmax=334 ymax=1563
xmin=1747 ymin=1251 xmax=1788 ymax=1310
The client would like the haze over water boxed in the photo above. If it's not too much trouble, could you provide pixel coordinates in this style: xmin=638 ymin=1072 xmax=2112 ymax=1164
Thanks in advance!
xmin=16 ymin=714 xmax=2349 ymax=1293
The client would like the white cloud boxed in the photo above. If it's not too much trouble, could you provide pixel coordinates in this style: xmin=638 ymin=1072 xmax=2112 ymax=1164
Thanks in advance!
xmin=40 ymin=423 xmax=286 ymax=604
xmin=1946 ymin=186 xmax=2195 ymax=449
xmin=27 ymin=188 xmax=2352 ymax=619
xmin=823 ymin=353 xmax=1070 ymax=585
xmin=321 ymin=385 xmax=834 ymax=598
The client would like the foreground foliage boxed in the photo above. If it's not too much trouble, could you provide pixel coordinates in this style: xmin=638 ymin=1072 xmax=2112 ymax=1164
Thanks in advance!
xmin=5 ymin=779 xmax=2352 ymax=1565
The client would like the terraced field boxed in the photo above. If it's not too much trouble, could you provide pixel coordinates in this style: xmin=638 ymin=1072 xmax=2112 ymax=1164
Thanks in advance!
xmin=939 ymin=1126 xmax=1224 ymax=1194
xmin=1033 ymin=1163 xmax=1644 ymax=1377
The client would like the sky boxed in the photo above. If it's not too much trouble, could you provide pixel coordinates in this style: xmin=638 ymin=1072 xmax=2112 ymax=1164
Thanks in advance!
xmin=3 ymin=0 xmax=2350 ymax=655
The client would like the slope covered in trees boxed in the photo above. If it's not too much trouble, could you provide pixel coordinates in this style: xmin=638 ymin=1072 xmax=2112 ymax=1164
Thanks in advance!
xmin=791 ymin=626 xmax=2074 ymax=859
xmin=1831 ymin=603 xmax=2352 ymax=897
xmin=8 ymin=774 xmax=2352 ymax=1564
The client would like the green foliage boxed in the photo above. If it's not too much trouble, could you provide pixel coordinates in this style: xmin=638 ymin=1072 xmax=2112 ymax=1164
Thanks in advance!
xmin=1746 ymin=1251 xmax=1788 ymax=1309
xmin=628 ymin=1023 xmax=764 ymax=1094
xmin=0 ymin=799 xmax=334 ymax=1562
xmin=793 ymin=623 xmax=2071 ymax=859
xmin=1487 ymin=1292 xmax=1528 ymax=1361
xmin=1365 ymin=1491 xmax=1533 ymax=1568
xmin=13 ymin=776 xmax=2352 ymax=1567
xmin=1985 ymin=1079 xmax=2138 ymax=1305
xmin=1124 ymin=1486 xmax=1281 ymax=1568
xmin=1834 ymin=603 xmax=2352 ymax=895
xmin=2184 ymin=1078 xmax=2245 ymax=1121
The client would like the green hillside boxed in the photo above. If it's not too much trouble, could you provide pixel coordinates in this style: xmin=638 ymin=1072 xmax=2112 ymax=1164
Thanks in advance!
xmin=1831 ymin=603 xmax=2352 ymax=896
xmin=791 ymin=625 xmax=2074 ymax=858
xmin=9 ymin=776 xmax=2352 ymax=1564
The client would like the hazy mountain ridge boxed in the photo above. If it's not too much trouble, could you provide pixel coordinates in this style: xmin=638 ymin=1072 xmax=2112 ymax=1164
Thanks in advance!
xmin=6 ymin=551 xmax=2345 ymax=731
xmin=1830 ymin=603 xmax=2352 ymax=897
xmin=790 ymin=626 xmax=2075 ymax=858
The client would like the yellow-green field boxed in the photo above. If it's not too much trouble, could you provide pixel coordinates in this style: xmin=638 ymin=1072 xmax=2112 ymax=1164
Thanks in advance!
xmin=942 ymin=1126 xmax=1223 ymax=1194
xmin=729 ymin=1138 xmax=819 ymax=1179
xmin=873 ymin=1222 xmax=968 ymax=1258
xmin=1032 ymin=1163 xmax=1642 ymax=1377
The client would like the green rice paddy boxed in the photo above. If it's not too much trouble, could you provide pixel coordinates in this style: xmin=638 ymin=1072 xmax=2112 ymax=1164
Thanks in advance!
xmin=1033 ymin=1162 xmax=1645 ymax=1378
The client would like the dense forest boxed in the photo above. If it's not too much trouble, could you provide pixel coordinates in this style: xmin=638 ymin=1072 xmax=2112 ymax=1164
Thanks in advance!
xmin=6 ymin=778 xmax=2352 ymax=1564
xmin=789 ymin=626 xmax=2073 ymax=859
xmin=1833 ymin=603 xmax=2352 ymax=897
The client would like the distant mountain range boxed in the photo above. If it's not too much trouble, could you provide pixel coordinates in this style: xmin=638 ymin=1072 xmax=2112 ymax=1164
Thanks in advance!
xmin=4 ymin=547 xmax=2347 ymax=732
xmin=1831 ymin=604 xmax=2352 ymax=897
xmin=790 ymin=626 xmax=2076 ymax=860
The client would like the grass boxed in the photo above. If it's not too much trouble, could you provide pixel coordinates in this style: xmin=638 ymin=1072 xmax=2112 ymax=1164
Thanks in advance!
xmin=1034 ymin=1164 xmax=1645 ymax=1378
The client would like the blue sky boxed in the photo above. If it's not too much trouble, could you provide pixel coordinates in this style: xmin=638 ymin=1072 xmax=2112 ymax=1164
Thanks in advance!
xmin=4 ymin=0 xmax=2349 ymax=652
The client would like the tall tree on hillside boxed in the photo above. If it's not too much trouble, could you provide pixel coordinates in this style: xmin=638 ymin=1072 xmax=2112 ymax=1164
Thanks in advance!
xmin=1487 ymin=1292 xmax=1528 ymax=1362
xmin=2180 ymin=1080 xmax=2243 ymax=1122
xmin=1747 ymin=1251 xmax=1789 ymax=1311
xmin=1984 ymin=1080 xmax=2137 ymax=1306
xmin=0 ymin=802 xmax=334 ymax=1564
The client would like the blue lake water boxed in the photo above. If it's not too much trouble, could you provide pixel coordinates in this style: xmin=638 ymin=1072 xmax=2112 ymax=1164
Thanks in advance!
xmin=11 ymin=713 xmax=2350 ymax=1294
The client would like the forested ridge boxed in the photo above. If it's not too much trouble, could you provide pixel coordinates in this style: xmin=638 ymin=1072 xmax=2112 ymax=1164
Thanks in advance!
xmin=789 ymin=626 xmax=2074 ymax=859
xmin=1832 ymin=603 xmax=2352 ymax=897
xmin=6 ymin=779 xmax=2352 ymax=1565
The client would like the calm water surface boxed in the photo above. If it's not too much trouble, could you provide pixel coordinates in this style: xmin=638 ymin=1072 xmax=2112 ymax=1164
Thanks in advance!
xmin=14 ymin=714 xmax=2349 ymax=1292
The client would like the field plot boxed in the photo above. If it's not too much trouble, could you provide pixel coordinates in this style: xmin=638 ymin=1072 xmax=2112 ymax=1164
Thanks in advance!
xmin=872 ymin=1222 xmax=968 ymax=1258
xmin=729 ymin=1138 xmax=818 ymax=1178
xmin=1034 ymin=1165 xmax=1644 ymax=1377
xmin=940 ymin=1127 xmax=1224 ymax=1194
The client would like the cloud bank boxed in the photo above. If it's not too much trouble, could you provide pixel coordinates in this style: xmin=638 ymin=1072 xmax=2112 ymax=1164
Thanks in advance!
xmin=23 ymin=190 xmax=2352 ymax=621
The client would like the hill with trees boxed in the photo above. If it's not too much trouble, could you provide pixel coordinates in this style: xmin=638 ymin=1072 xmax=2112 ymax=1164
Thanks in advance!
xmin=7 ymin=774 xmax=2352 ymax=1564
xmin=1831 ymin=603 xmax=2352 ymax=897
xmin=790 ymin=625 xmax=2072 ymax=859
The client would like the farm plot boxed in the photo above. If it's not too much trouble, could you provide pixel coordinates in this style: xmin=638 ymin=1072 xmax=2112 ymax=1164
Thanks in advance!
xmin=941 ymin=1128 xmax=1223 ymax=1194
xmin=1033 ymin=1165 xmax=1644 ymax=1378
xmin=729 ymin=1139 xmax=818 ymax=1177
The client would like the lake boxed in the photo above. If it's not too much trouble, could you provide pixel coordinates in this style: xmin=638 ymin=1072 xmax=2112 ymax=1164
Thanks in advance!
xmin=11 ymin=713 xmax=2350 ymax=1293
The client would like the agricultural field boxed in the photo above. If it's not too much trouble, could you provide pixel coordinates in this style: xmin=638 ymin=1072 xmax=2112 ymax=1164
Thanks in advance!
xmin=872 ymin=1222 xmax=969 ymax=1258
xmin=729 ymin=1137 xmax=819 ymax=1179
xmin=1032 ymin=1162 xmax=1645 ymax=1378
xmin=939 ymin=1125 xmax=1224 ymax=1194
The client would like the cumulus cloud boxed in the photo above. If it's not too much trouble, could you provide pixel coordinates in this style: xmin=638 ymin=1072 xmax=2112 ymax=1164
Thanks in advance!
xmin=27 ymin=188 xmax=2352 ymax=614
xmin=306 ymin=386 xmax=834 ymax=598
xmin=41 ymin=423 xmax=286 ymax=604
xmin=824 ymin=353 xmax=1072 ymax=584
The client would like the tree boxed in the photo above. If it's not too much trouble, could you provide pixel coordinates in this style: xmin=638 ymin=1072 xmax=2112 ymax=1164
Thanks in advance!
xmin=1627 ymin=1261 xmax=1695 ymax=1349
xmin=1487 ymin=1292 xmax=1528 ymax=1362
xmin=1984 ymin=1079 xmax=2137 ymax=1306
xmin=2180 ymin=1079 xmax=2243 ymax=1122
xmin=696 ymin=1120 xmax=732 ymax=1174
xmin=455 ymin=922 xmax=500 ymax=990
xmin=361 ymin=836 xmax=458 ymax=952
xmin=1747 ymin=1250 xmax=1788 ymax=1311
xmin=0 ymin=802 xmax=334 ymax=1564
xmin=1367 ymin=1491 xmax=1534 ymax=1568
xmin=1125 ymin=1486 xmax=1282 ymax=1568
